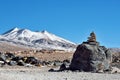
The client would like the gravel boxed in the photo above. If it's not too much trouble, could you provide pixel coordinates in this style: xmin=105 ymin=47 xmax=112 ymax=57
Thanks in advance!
xmin=0 ymin=67 xmax=120 ymax=80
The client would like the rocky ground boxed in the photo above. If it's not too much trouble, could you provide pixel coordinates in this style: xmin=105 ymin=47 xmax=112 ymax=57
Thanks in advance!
xmin=0 ymin=46 xmax=120 ymax=80
xmin=0 ymin=52 xmax=119 ymax=80
xmin=0 ymin=66 xmax=120 ymax=80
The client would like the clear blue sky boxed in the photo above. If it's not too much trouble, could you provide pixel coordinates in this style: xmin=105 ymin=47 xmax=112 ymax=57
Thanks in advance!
xmin=0 ymin=0 xmax=120 ymax=47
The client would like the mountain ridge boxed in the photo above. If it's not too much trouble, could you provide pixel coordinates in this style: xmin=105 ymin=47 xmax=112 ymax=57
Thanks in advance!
xmin=0 ymin=27 xmax=77 ymax=51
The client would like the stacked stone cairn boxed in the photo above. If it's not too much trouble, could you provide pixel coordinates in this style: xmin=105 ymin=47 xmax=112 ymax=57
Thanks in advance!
xmin=69 ymin=32 xmax=112 ymax=72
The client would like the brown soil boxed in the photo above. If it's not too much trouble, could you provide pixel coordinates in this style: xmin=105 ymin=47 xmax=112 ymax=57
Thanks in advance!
xmin=14 ymin=50 xmax=74 ymax=61
xmin=0 ymin=42 xmax=74 ymax=61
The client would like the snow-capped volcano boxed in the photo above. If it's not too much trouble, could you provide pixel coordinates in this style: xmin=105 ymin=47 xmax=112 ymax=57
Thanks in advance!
xmin=0 ymin=27 xmax=76 ymax=51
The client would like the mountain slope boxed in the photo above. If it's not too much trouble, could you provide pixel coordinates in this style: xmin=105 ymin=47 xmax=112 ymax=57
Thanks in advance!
xmin=0 ymin=28 xmax=76 ymax=51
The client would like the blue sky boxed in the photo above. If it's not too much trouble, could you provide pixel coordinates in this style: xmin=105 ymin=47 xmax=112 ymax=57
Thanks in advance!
xmin=0 ymin=0 xmax=120 ymax=47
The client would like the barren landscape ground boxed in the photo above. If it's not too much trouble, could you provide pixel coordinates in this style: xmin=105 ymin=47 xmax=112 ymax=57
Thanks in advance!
xmin=0 ymin=66 xmax=120 ymax=80
xmin=0 ymin=44 xmax=120 ymax=80
xmin=0 ymin=42 xmax=73 ymax=61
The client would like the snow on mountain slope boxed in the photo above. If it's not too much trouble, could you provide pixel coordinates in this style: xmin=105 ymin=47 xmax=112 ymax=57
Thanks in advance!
xmin=0 ymin=27 xmax=77 ymax=51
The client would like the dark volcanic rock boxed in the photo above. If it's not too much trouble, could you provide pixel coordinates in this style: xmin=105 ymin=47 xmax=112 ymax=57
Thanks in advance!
xmin=5 ymin=53 xmax=15 ymax=59
xmin=17 ymin=60 xmax=26 ymax=66
xmin=0 ymin=52 xmax=42 ymax=67
xmin=25 ymin=57 xmax=38 ymax=65
xmin=69 ymin=32 xmax=112 ymax=72
xmin=59 ymin=63 xmax=66 ymax=71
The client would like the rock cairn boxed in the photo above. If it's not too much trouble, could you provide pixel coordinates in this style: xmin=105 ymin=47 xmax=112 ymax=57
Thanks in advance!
xmin=87 ymin=31 xmax=96 ymax=42
xmin=69 ymin=32 xmax=112 ymax=72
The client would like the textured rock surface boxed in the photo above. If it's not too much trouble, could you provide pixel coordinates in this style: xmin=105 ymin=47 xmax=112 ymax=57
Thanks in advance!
xmin=69 ymin=32 xmax=112 ymax=72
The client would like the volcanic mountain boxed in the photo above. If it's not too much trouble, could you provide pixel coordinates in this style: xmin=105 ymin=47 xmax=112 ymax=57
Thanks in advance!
xmin=0 ymin=28 xmax=76 ymax=51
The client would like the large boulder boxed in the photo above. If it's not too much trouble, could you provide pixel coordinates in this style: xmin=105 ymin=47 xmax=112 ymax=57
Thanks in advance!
xmin=69 ymin=32 xmax=112 ymax=72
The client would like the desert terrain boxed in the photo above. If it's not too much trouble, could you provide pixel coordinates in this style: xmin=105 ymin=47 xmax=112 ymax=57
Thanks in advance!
xmin=0 ymin=66 xmax=120 ymax=80
xmin=0 ymin=44 xmax=120 ymax=80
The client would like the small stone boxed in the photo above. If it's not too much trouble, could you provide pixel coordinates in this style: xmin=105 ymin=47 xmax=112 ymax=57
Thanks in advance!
xmin=8 ymin=61 xmax=17 ymax=66
xmin=48 ymin=68 xmax=55 ymax=72
xmin=59 ymin=63 xmax=66 ymax=71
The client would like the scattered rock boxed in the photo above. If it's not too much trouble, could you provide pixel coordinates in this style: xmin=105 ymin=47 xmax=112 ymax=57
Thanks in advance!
xmin=48 ymin=68 xmax=55 ymax=72
xmin=5 ymin=53 xmax=15 ymax=59
xmin=53 ymin=60 xmax=63 ymax=66
xmin=111 ymin=67 xmax=120 ymax=73
xmin=0 ymin=52 xmax=41 ymax=67
xmin=59 ymin=63 xmax=66 ymax=71
xmin=12 ymin=56 xmax=23 ymax=62
xmin=0 ymin=53 xmax=6 ymax=61
xmin=17 ymin=60 xmax=26 ymax=66
xmin=25 ymin=57 xmax=38 ymax=65
xmin=63 ymin=59 xmax=70 ymax=66
xmin=0 ymin=61 xmax=5 ymax=67
xmin=8 ymin=61 xmax=17 ymax=66
xmin=25 ymin=64 xmax=33 ymax=67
